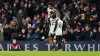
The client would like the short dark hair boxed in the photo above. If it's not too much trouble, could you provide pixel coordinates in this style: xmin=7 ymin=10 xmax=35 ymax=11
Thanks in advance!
xmin=48 ymin=2 xmax=53 ymax=7
xmin=50 ymin=11 xmax=54 ymax=15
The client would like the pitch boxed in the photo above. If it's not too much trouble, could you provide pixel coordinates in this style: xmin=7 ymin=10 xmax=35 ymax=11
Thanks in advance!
xmin=0 ymin=51 xmax=100 ymax=56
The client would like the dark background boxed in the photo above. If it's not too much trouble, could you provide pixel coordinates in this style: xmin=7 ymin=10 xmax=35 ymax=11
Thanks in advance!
xmin=0 ymin=0 xmax=100 ymax=18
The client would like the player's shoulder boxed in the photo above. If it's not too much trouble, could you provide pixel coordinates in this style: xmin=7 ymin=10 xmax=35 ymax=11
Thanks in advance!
xmin=59 ymin=19 xmax=63 ymax=21
xmin=47 ymin=8 xmax=50 ymax=11
xmin=49 ymin=17 xmax=53 ymax=20
xmin=47 ymin=7 xmax=49 ymax=10
xmin=59 ymin=19 xmax=63 ymax=23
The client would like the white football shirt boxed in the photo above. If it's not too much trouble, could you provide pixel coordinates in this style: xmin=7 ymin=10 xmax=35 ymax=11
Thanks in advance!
xmin=49 ymin=18 xmax=56 ymax=34
xmin=55 ymin=19 xmax=63 ymax=35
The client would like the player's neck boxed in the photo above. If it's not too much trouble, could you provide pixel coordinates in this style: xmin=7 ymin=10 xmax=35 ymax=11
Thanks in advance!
xmin=56 ymin=17 xmax=60 ymax=20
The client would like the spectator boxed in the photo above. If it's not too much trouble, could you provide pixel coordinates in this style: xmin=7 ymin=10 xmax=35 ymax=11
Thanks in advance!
xmin=10 ymin=39 xmax=21 ymax=51
xmin=26 ymin=17 xmax=31 ymax=24
xmin=80 ymin=13 xmax=87 ymax=27
xmin=40 ymin=2 xmax=46 ymax=14
xmin=80 ymin=0 xmax=87 ymax=7
xmin=33 ymin=5 xmax=40 ymax=15
xmin=19 ymin=28 xmax=27 ymax=41
xmin=0 ymin=0 xmax=99 ymax=41
xmin=3 ymin=24 xmax=12 ymax=40
xmin=73 ymin=25 xmax=81 ymax=41
xmin=36 ymin=19 xmax=41 ymax=28
xmin=41 ymin=12 xmax=45 ymax=24
xmin=27 ymin=24 xmax=33 ymax=41
xmin=14 ymin=0 xmax=21 ymax=12
xmin=4 ymin=3 xmax=12 ymax=24
xmin=11 ymin=22 xmax=20 ymax=40
xmin=33 ymin=27 xmax=40 ymax=40
xmin=63 ymin=10 xmax=71 ymax=25
xmin=91 ymin=28 xmax=97 ymax=41
xmin=72 ymin=15 xmax=80 ymax=29
xmin=26 ymin=1 xmax=33 ymax=19
xmin=17 ymin=10 xmax=24 ymax=26
xmin=32 ymin=24 xmax=36 ymax=34
xmin=1 ymin=13 xmax=7 ymax=25
xmin=61 ymin=3 xmax=67 ymax=15
xmin=63 ymin=27 xmax=71 ymax=41
xmin=84 ymin=25 xmax=91 ymax=40
xmin=32 ymin=15 xmax=37 ymax=24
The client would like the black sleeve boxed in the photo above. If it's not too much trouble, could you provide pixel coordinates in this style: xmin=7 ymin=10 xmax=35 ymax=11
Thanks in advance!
xmin=62 ymin=21 xmax=66 ymax=35
xmin=53 ymin=20 xmax=58 ymax=32
xmin=62 ymin=21 xmax=66 ymax=31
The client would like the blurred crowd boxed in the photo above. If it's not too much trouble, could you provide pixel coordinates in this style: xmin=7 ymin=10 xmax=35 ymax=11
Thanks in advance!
xmin=0 ymin=0 xmax=100 ymax=41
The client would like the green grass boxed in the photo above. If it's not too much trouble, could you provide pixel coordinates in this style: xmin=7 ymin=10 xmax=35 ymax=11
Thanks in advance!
xmin=0 ymin=51 xmax=100 ymax=56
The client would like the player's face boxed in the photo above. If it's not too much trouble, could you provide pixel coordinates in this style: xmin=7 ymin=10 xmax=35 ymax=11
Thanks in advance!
xmin=13 ymin=39 xmax=16 ymax=44
xmin=48 ymin=5 xmax=53 ymax=9
xmin=66 ymin=12 xmax=70 ymax=16
xmin=34 ymin=16 xmax=37 ymax=20
xmin=85 ymin=26 xmax=89 ymax=31
xmin=36 ymin=28 xmax=40 ymax=31
xmin=32 ymin=24 xmax=35 ymax=28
